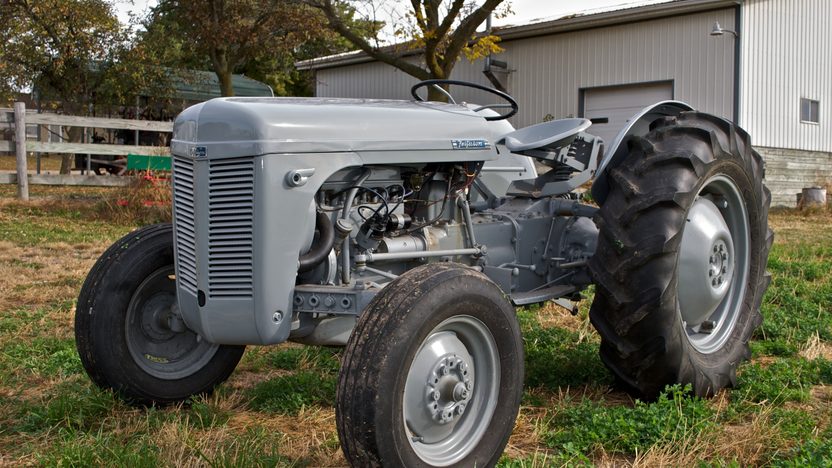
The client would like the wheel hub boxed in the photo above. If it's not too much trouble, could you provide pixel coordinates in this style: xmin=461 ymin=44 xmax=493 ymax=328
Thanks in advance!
xmin=678 ymin=196 xmax=734 ymax=328
xmin=125 ymin=266 xmax=219 ymax=380
xmin=402 ymin=315 xmax=500 ymax=466
xmin=708 ymin=240 xmax=730 ymax=288
xmin=676 ymin=175 xmax=751 ymax=354
xmin=404 ymin=330 xmax=476 ymax=444
xmin=425 ymin=355 xmax=473 ymax=425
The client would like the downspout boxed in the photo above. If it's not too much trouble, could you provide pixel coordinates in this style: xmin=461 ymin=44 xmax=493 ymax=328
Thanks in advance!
xmin=732 ymin=3 xmax=742 ymax=125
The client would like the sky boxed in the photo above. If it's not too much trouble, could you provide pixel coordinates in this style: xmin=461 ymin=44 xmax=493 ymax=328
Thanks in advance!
xmin=114 ymin=0 xmax=671 ymax=30
xmin=493 ymin=0 xmax=670 ymax=27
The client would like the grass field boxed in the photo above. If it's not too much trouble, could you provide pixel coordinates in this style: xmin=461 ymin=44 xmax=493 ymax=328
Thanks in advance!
xmin=0 ymin=155 xmax=65 ymax=173
xmin=0 ymin=185 xmax=830 ymax=466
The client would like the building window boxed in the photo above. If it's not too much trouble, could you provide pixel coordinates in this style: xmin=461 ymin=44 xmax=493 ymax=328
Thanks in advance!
xmin=801 ymin=98 xmax=820 ymax=124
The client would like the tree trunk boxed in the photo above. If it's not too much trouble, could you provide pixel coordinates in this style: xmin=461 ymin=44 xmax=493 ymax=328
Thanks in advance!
xmin=60 ymin=126 xmax=83 ymax=175
xmin=427 ymin=85 xmax=450 ymax=103
xmin=217 ymin=69 xmax=234 ymax=97
xmin=423 ymin=68 xmax=451 ymax=103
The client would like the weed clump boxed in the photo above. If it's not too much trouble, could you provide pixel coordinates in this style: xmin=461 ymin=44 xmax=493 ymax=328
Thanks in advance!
xmin=96 ymin=173 xmax=172 ymax=225
xmin=544 ymin=384 xmax=714 ymax=458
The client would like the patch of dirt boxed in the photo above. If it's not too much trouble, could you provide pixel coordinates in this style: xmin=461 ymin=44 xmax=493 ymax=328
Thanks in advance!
xmin=226 ymin=408 xmax=344 ymax=466
xmin=0 ymin=241 xmax=101 ymax=315
xmin=504 ymin=406 xmax=549 ymax=460
xmin=750 ymin=355 xmax=778 ymax=367
xmin=225 ymin=369 xmax=296 ymax=392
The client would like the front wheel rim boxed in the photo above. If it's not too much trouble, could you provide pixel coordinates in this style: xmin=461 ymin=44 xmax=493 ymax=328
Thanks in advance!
xmin=403 ymin=315 xmax=500 ymax=466
xmin=678 ymin=174 xmax=750 ymax=354
xmin=125 ymin=266 xmax=219 ymax=380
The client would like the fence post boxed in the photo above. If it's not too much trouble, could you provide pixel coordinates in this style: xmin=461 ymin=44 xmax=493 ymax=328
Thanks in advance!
xmin=14 ymin=102 xmax=29 ymax=201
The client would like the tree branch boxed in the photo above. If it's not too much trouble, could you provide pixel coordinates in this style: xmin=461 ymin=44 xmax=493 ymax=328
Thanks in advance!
xmin=441 ymin=0 xmax=503 ymax=75
xmin=308 ymin=0 xmax=431 ymax=80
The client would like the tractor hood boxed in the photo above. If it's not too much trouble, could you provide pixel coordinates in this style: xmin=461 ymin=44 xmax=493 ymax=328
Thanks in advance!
xmin=171 ymin=97 xmax=500 ymax=160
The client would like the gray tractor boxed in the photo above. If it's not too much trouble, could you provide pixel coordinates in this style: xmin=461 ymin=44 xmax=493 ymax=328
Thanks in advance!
xmin=76 ymin=80 xmax=772 ymax=467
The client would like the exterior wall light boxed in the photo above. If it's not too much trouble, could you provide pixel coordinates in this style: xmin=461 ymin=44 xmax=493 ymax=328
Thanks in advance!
xmin=711 ymin=21 xmax=738 ymax=38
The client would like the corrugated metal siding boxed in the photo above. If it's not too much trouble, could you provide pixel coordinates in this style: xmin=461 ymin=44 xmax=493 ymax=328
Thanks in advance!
xmin=740 ymin=0 xmax=832 ymax=152
xmin=315 ymin=8 xmax=736 ymax=129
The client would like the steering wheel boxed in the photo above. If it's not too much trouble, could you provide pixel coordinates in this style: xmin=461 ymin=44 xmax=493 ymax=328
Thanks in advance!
xmin=410 ymin=79 xmax=518 ymax=121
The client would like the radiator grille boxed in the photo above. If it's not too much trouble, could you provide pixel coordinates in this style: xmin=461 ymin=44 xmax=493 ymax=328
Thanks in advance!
xmin=172 ymin=156 xmax=198 ymax=295
xmin=208 ymin=158 xmax=255 ymax=298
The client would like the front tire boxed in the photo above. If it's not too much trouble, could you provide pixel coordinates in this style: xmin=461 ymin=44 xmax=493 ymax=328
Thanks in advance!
xmin=589 ymin=112 xmax=773 ymax=399
xmin=75 ymin=223 xmax=245 ymax=405
xmin=336 ymin=263 xmax=524 ymax=467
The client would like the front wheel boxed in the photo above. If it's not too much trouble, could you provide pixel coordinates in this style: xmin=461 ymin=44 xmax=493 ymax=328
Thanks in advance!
xmin=589 ymin=112 xmax=773 ymax=399
xmin=75 ymin=223 xmax=245 ymax=405
xmin=336 ymin=263 xmax=524 ymax=467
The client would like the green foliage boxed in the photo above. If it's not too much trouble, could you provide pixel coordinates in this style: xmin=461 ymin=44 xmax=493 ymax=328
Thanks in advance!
xmin=247 ymin=371 xmax=337 ymax=414
xmin=769 ymin=408 xmax=818 ymax=441
xmin=735 ymin=357 xmax=832 ymax=404
xmin=267 ymin=346 xmax=341 ymax=374
xmin=518 ymin=308 xmax=610 ymax=389
xmin=544 ymin=385 xmax=715 ymax=455
xmin=0 ymin=0 xmax=167 ymax=109
xmin=187 ymin=397 xmax=232 ymax=429
xmin=2 ymin=337 xmax=81 ymax=377
xmin=21 ymin=381 xmax=117 ymax=432
xmin=0 ymin=200 xmax=132 ymax=246
xmin=139 ymin=0 xmax=362 ymax=97
xmin=196 ymin=427 xmax=294 ymax=467
xmin=35 ymin=428 xmax=161 ymax=467
xmin=498 ymin=449 xmax=593 ymax=467
xmin=772 ymin=430 xmax=832 ymax=467
xmin=759 ymin=243 xmax=832 ymax=346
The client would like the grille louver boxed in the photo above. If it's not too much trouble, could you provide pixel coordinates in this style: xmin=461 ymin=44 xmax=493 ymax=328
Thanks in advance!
xmin=172 ymin=156 xmax=198 ymax=295
xmin=208 ymin=158 xmax=255 ymax=298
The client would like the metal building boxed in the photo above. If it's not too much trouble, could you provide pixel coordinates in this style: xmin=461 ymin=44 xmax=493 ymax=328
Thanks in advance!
xmin=298 ymin=0 xmax=831 ymax=206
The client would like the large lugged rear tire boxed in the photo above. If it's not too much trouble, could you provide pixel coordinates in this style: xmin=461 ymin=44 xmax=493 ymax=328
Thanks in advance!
xmin=75 ymin=223 xmax=245 ymax=405
xmin=589 ymin=112 xmax=773 ymax=399
xmin=336 ymin=263 xmax=524 ymax=467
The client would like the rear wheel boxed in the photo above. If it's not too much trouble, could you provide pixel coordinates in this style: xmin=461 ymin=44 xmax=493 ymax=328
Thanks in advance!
xmin=75 ymin=223 xmax=245 ymax=405
xmin=589 ymin=112 xmax=773 ymax=399
xmin=336 ymin=263 xmax=524 ymax=467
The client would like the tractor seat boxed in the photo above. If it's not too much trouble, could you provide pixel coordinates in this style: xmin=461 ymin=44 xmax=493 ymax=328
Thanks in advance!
xmin=502 ymin=118 xmax=591 ymax=157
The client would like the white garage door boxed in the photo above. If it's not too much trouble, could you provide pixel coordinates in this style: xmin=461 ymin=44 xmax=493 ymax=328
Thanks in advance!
xmin=583 ymin=82 xmax=673 ymax=147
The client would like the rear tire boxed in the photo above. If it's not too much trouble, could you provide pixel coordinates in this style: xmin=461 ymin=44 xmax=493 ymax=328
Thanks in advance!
xmin=589 ymin=112 xmax=773 ymax=399
xmin=75 ymin=223 xmax=245 ymax=405
xmin=336 ymin=263 xmax=524 ymax=467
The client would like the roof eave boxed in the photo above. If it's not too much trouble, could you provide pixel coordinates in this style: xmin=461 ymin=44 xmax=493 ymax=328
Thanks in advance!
xmin=498 ymin=0 xmax=739 ymax=41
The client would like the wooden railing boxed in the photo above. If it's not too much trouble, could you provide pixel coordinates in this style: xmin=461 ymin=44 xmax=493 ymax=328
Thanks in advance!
xmin=1 ymin=102 xmax=173 ymax=200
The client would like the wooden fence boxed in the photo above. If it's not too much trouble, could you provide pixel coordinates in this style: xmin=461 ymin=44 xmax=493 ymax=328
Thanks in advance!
xmin=1 ymin=102 xmax=173 ymax=200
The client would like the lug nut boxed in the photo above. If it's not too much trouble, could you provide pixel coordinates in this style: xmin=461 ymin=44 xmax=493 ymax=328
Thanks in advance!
xmin=432 ymin=390 xmax=440 ymax=401
xmin=456 ymin=405 xmax=465 ymax=415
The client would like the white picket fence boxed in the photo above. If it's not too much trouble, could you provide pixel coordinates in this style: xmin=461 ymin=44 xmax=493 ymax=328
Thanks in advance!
xmin=1 ymin=102 xmax=173 ymax=200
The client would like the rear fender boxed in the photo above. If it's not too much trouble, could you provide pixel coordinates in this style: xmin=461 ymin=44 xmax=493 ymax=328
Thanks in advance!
xmin=591 ymin=101 xmax=694 ymax=204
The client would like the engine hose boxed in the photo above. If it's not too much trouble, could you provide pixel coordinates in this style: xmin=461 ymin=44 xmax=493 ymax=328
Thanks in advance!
xmin=298 ymin=212 xmax=335 ymax=273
